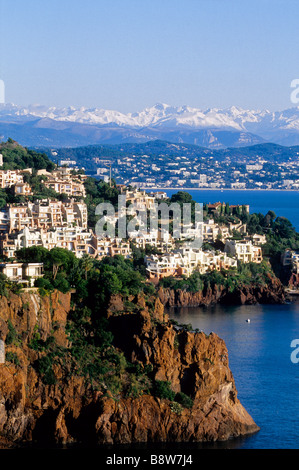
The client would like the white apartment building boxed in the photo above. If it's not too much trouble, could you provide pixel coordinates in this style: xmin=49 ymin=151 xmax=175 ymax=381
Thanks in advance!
xmin=224 ymin=239 xmax=263 ymax=264
xmin=95 ymin=238 xmax=131 ymax=260
xmin=0 ymin=170 xmax=24 ymax=189
xmin=44 ymin=179 xmax=86 ymax=198
xmin=281 ymin=250 xmax=299 ymax=273
xmin=38 ymin=168 xmax=86 ymax=198
xmin=128 ymin=228 xmax=174 ymax=251
xmin=0 ymin=262 xmax=43 ymax=286
xmin=14 ymin=182 xmax=32 ymax=196
xmin=145 ymin=247 xmax=237 ymax=283
xmin=181 ymin=220 xmax=232 ymax=243
xmin=245 ymin=234 xmax=267 ymax=246
xmin=0 ymin=226 xmax=98 ymax=259
xmin=1 ymin=199 xmax=88 ymax=233
xmin=125 ymin=190 xmax=156 ymax=210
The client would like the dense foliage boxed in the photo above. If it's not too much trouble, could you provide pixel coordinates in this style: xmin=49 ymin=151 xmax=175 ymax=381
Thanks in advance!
xmin=159 ymin=260 xmax=274 ymax=293
xmin=0 ymin=139 xmax=55 ymax=171
xmin=84 ymin=178 xmax=120 ymax=229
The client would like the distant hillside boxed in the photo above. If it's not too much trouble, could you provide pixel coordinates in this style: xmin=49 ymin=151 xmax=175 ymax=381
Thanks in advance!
xmin=0 ymin=118 xmax=264 ymax=149
xmin=220 ymin=142 xmax=299 ymax=163
xmin=0 ymin=139 xmax=55 ymax=171
xmin=37 ymin=140 xmax=299 ymax=171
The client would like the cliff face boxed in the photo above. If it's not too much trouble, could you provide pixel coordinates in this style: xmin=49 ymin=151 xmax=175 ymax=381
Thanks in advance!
xmin=158 ymin=274 xmax=285 ymax=308
xmin=0 ymin=290 xmax=259 ymax=447
xmin=288 ymin=272 xmax=299 ymax=288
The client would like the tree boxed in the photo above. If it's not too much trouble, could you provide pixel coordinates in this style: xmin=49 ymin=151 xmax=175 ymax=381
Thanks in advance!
xmin=49 ymin=248 xmax=76 ymax=280
xmin=80 ymin=254 xmax=94 ymax=280
xmin=169 ymin=191 xmax=193 ymax=205
xmin=16 ymin=246 xmax=50 ymax=264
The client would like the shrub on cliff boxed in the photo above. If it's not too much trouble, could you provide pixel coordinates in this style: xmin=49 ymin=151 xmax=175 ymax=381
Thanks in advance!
xmin=5 ymin=351 xmax=20 ymax=366
xmin=0 ymin=273 xmax=8 ymax=297
xmin=153 ymin=380 xmax=176 ymax=401
xmin=6 ymin=320 xmax=21 ymax=346
xmin=174 ymin=392 xmax=194 ymax=409
xmin=86 ymin=255 xmax=146 ymax=312
xmin=34 ymin=355 xmax=57 ymax=385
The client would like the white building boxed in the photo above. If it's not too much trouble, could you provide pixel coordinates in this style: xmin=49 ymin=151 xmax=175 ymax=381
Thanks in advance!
xmin=145 ymin=247 xmax=237 ymax=283
xmin=281 ymin=250 xmax=299 ymax=273
xmin=0 ymin=226 xmax=98 ymax=259
xmin=0 ymin=262 xmax=44 ymax=286
xmin=0 ymin=170 xmax=24 ymax=189
xmin=224 ymin=239 xmax=263 ymax=264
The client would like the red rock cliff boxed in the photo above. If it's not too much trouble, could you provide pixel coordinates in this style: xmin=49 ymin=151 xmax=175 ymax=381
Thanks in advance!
xmin=158 ymin=273 xmax=285 ymax=308
xmin=0 ymin=290 xmax=259 ymax=446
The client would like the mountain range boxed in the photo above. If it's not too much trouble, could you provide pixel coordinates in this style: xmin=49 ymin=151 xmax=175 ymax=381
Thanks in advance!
xmin=1 ymin=102 xmax=299 ymax=148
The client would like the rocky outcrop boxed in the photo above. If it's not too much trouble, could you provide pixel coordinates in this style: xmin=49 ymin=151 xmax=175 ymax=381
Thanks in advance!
xmin=158 ymin=274 xmax=285 ymax=308
xmin=94 ymin=387 xmax=257 ymax=444
xmin=0 ymin=289 xmax=259 ymax=447
xmin=0 ymin=290 xmax=71 ymax=344
xmin=104 ymin=300 xmax=259 ymax=444
xmin=0 ymin=290 xmax=72 ymax=446
xmin=288 ymin=272 xmax=299 ymax=288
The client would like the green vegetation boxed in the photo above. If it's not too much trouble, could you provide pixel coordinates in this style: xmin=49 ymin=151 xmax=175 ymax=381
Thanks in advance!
xmin=159 ymin=260 xmax=274 ymax=293
xmin=153 ymin=381 xmax=193 ymax=410
xmin=174 ymin=392 xmax=194 ymax=409
xmin=6 ymin=320 xmax=22 ymax=346
xmin=5 ymin=351 xmax=20 ymax=366
xmin=0 ymin=139 xmax=55 ymax=171
xmin=169 ymin=401 xmax=183 ymax=415
xmin=16 ymin=246 xmax=78 ymax=294
xmin=84 ymin=178 xmax=120 ymax=229
xmin=34 ymin=355 xmax=57 ymax=385
xmin=13 ymin=248 xmax=155 ymax=395
xmin=0 ymin=140 xmax=58 ymax=208
xmin=153 ymin=380 xmax=176 ymax=401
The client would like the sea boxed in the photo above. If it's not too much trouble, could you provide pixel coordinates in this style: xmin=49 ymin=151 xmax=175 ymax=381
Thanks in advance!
xmin=164 ymin=189 xmax=299 ymax=449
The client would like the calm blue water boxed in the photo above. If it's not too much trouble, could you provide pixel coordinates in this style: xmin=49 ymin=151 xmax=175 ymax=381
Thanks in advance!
xmin=165 ymin=189 xmax=299 ymax=231
xmin=169 ymin=303 xmax=299 ymax=449
xmin=164 ymin=189 xmax=299 ymax=449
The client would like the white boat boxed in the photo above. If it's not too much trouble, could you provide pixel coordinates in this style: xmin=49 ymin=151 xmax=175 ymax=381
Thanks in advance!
xmin=246 ymin=319 xmax=251 ymax=323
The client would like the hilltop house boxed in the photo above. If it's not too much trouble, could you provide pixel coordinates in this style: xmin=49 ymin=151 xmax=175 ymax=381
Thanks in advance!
xmin=145 ymin=247 xmax=237 ymax=283
xmin=224 ymin=239 xmax=263 ymax=264
xmin=0 ymin=262 xmax=43 ymax=286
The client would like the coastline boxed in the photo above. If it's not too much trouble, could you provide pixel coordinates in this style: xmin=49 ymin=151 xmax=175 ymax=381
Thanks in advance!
xmin=140 ymin=187 xmax=299 ymax=191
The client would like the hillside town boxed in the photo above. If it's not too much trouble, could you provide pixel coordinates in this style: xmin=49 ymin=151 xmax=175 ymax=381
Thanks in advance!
xmin=0 ymin=157 xmax=283 ymax=288
xmin=113 ymin=153 xmax=299 ymax=190
xmin=54 ymin=143 xmax=299 ymax=190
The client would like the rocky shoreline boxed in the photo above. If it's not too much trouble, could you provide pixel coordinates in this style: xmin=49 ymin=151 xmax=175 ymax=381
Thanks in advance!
xmin=0 ymin=290 xmax=259 ymax=447
xmin=157 ymin=273 xmax=286 ymax=308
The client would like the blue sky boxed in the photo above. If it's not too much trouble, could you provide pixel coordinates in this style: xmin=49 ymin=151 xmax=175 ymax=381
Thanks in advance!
xmin=0 ymin=0 xmax=298 ymax=112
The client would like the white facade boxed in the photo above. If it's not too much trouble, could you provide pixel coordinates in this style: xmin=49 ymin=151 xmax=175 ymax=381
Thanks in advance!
xmin=0 ymin=262 xmax=44 ymax=286
xmin=0 ymin=170 xmax=24 ymax=189
xmin=145 ymin=247 xmax=237 ymax=282
xmin=224 ymin=239 xmax=263 ymax=263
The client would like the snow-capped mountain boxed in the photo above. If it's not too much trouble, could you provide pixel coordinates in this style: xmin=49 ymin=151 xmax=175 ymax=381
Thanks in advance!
xmin=1 ymin=102 xmax=299 ymax=148
xmin=0 ymin=102 xmax=274 ymax=128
